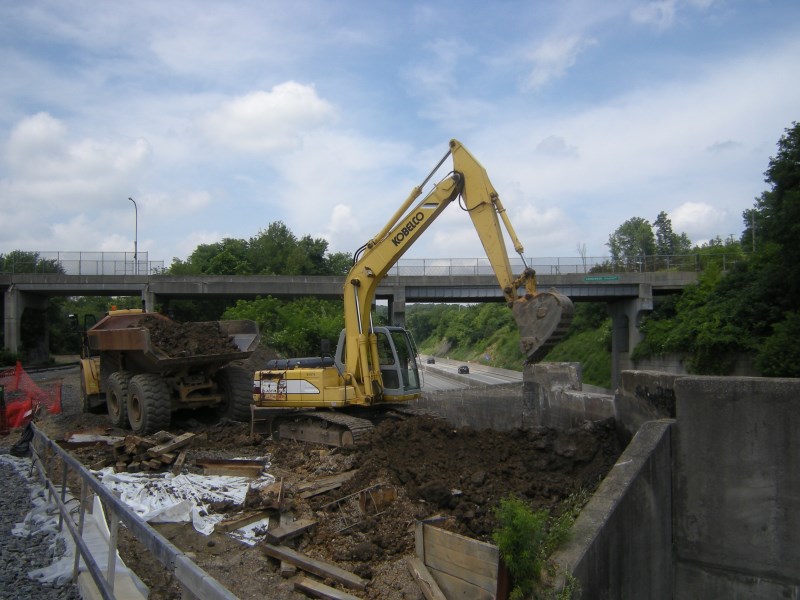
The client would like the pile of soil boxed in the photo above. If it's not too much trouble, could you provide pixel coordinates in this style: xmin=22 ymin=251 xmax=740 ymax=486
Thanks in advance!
xmin=136 ymin=316 xmax=239 ymax=356
xmin=4 ymin=366 xmax=623 ymax=600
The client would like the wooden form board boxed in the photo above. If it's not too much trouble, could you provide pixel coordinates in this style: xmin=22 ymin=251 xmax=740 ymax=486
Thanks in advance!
xmin=416 ymin=521 xmax=501 ymax=600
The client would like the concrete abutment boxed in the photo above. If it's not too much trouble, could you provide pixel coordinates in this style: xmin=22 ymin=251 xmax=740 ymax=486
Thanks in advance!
xmin=418 ymin=364 xmax=800 ymax=598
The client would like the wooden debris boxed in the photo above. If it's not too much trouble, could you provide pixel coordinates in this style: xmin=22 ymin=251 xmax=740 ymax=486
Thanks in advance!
xmin=218 ymin=510 xmax=272 ymax=533
xmin=195 ymin=458 xmax=265 ymax=478
xmin=109 ymin=431 xmax=194 ymax=473
xmin=147 ymin=432 xmax=194 ymax=456
xmin=263 ymin=544 xmax=367 ymax=591
xmin=297 ymin=470 xmax=357 ymax=499
xmin=263 ymin=518 xmax=317 ymax=544
xmin=294 ymin=577 xmax=362 ymax=600
xmin=406 ymin=557 xmax=447 ymax=600
xmin=171 ymin=448 xmax=188 ymax=476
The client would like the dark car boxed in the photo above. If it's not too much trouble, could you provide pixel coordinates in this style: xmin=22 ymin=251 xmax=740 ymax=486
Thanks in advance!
xmin=458 ymin=365 xmax=469 ymax=374
xmin=426 ymin=357 xmax=435 ymax=364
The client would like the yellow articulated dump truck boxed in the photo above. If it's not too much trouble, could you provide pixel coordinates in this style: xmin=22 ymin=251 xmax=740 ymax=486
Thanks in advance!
xmin=78 ymin=310 xmax=260 ymax=434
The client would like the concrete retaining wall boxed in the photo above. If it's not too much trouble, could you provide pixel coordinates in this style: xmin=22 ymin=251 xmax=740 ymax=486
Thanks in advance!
xmin=421 ymin=367 xmax=800 ymax=598
xmin=552 ymin=420 xmax=673 ymax=599
xmin=672 ymin=376 xmax=800 ymax=598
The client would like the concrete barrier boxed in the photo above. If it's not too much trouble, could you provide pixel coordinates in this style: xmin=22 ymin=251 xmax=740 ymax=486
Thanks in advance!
xmin=672 ymin=376 xmax=800 ymax=598
xmin=552 ymin=419 xmax=673 ymax=599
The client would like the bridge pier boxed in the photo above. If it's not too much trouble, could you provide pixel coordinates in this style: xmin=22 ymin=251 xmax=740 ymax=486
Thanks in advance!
xmin=388 ymin=289 xmax=406 ymax=327
xmin=608 ymin=284 xmax=653 ymax=388
xmin=3 ymin=285 xmax=49 ymax=359
xmin=142 ymin=285 xmax=158 ymax=313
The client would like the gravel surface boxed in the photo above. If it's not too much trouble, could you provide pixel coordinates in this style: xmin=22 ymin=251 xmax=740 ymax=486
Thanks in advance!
xmin=0 ymin=454 xmax=81 ymax=600
xmin=0 ymin=364 xmax=83 ymax=600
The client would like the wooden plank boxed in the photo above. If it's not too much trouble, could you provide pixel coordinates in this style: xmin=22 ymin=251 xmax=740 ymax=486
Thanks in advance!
xmin=171 ymin=448 xmax=188 ymax=476
xmin=218 ymin=510 xmax=272 ymax=533
xmin=406 ymin=557 xmax=447 ymax=600
xmin=263 ymin=518 xmax=317 ymax=543
xmin=300 ymin=481 xmax=343 ymax=499
xmin=148 ymin=432 xmax=194 ymax=457
xmin=263 ymin=544 xmax=367 ymax=591
xmin=421 ymin=524 xmax=499 ymax=592
xmin=195 ymin=459 xmax=265 ymax=478
xmin=422 ymin=524 xmax=499 ymax=564
xmin=293 ymin=577 xmax=362 ymax=600
xmin=428 ymin=568 xmax=495 ymax=600
xmin=297 ymin=470 xmax=357 ymax=492
xmin=423 ymin=547 xmax=497 ymax=593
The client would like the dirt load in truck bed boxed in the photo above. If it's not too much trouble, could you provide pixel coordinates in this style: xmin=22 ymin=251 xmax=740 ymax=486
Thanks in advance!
xmin=4 ymin=364 xmax=622 ymax=600
xmin=135 ymin=315 xmax=239 ymax=356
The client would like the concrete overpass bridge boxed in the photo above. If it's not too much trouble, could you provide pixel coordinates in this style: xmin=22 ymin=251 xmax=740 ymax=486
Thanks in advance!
xmin=1 ymin=266 xmax=698 ymax=386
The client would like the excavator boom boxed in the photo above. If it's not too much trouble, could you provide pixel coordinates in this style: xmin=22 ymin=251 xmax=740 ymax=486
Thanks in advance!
xmin=252 ymin=139 xmax=574 ymax=444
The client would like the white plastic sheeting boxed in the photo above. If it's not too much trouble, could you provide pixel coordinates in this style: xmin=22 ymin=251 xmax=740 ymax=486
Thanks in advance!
xmin=96 ymin=462 xmax=276 ymax=536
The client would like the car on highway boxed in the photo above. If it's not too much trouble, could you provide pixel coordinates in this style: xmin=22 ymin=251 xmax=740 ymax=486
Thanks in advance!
xmin=426 ymin=357 xmax=435 ymax=364
xmin=457 ymin=365 xmax=469 ymax=374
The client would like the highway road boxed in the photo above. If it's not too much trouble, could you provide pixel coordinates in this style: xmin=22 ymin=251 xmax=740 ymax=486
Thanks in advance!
xmin=419 ymin=356 xmax=522 ymax=390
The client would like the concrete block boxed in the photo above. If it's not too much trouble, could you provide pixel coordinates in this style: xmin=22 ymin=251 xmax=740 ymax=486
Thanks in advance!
xmin=673 ymin=376 xmax=800 ymax=585
xmin=615 ymin=370 xmax=681 ymax=444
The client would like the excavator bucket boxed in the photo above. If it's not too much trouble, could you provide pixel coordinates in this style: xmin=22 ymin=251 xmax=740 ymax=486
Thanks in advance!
xmin=512 ymin=289 xmax=575 ymax=364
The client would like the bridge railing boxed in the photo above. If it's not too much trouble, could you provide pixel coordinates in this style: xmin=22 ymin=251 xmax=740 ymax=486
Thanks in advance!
xmin=386 ymin=254 xmax=738 ymax=276
xmin=0 ymin=251 xmax=165 ymax=275
xmin=1 ymin=251 xmax=738 ymax=276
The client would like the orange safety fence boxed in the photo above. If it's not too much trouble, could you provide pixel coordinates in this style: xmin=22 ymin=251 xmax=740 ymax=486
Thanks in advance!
xmin=0 ymin=361 xmax=62 ymax=431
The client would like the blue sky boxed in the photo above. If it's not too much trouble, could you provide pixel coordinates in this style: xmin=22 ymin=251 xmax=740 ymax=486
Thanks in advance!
xmin=1 ymin=0 xmax=798 ymax=266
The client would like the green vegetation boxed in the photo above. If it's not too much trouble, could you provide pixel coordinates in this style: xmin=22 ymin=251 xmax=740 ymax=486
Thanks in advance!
xmin=0 ymin=250 xmax=64 ymax=274
xmin=167 ymin=221 xmax=351 ymax=276
xmin=633 ymin=122 xmax=800 ymax=377
xmin=4 ymin=122 xmax=799 ymax=377
xmin=493 ymin=493 xmax=586 ymax=599
xmin=224 ymin=296 xmax=344 ymax=357
xmin=407 ymin=301 xmax=613 ymax=388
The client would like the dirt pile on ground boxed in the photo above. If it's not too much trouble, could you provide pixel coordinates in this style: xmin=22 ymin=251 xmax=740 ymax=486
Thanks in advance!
xmin=3 ymin=366 xmax=624 ymax=600
xmin=136 ymin=316 xmax=239 ymax=356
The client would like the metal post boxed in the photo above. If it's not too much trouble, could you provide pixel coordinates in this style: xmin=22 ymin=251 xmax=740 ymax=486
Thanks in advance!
xmin=128 ymin=197 xmax=138 ymax=275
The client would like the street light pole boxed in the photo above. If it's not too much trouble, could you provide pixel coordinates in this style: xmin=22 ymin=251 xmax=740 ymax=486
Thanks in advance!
xmin=128 ymin=197 xmax=138 ymax=275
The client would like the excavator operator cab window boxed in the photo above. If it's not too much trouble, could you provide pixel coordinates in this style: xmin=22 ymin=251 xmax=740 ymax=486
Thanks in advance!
xmin=376 ymin=331 xmax=400 ymax=389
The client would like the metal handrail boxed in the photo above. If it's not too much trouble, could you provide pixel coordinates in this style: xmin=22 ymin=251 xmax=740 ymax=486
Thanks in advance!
xmin=0 ymin=251 xmax=737 ymax=276
xmin=28 ymin=423 xmax=239 ymax=600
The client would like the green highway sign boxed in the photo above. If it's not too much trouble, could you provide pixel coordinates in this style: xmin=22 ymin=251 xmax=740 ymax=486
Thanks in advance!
xmin=584 ymin=275 xmax=620 ymax=281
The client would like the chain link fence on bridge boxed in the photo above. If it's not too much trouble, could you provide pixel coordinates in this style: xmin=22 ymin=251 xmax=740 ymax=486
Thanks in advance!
xmin=0 ymin=251 xmax=737 ymax=277
xmin=0 ymin=251 xmax=165 ymax=275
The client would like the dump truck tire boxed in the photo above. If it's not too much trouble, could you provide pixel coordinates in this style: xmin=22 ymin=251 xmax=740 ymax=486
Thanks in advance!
xmin=215 ymin=365 xmax=253 ymax=422
xmin=127 ymin=373 xmax=171 ymax=435
xmin=106 ymin=371 xmax=131 ymax=427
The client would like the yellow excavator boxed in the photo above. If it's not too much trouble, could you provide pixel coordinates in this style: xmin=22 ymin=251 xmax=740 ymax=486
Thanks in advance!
xmin=252 ymin=139 xmax=574 ymax=445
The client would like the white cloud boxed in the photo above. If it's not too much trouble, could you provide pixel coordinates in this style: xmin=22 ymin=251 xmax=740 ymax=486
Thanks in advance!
xmin=199 ymin=83 xmax=337 ymax=153
xmin=1 ymin=113 xmax=150 ymax=211
xmin=631 ymin=1 xmax=678 ymax=29
xmin=670 ymin=201 xmax=727 ymax=238
xmin=523 ymin=34 xmax=596 ymax=91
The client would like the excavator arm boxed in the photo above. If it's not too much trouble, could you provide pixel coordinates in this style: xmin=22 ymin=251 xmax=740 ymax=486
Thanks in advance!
xmin=340 ymin=139 xmax=574 ymax=403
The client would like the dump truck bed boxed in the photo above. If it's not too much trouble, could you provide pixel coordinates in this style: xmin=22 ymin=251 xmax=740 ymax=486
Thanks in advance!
xmin=86 ymin=312 xmax=260 ymax=374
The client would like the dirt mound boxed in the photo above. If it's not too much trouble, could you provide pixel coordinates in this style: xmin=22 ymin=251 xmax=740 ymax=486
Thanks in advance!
xmin=267 ymin=415 xmax=622 ymax=594
xmin=137 ymin=316 xmax=238 ymax=356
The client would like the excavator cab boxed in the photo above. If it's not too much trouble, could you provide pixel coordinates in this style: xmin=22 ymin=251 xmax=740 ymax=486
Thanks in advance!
xmin=334 ymin=326 xmax=421 ymax=400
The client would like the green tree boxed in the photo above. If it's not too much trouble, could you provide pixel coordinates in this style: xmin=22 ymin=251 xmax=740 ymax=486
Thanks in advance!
xmin=0 ymin=250 xmax=64 ymax=274
xmin=607 ymin=217 xmax=656 ymax=269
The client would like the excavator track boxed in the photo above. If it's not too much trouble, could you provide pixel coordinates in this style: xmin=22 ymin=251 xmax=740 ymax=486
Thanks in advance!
xmin=262 ymin=404 xmax=447 ymax=447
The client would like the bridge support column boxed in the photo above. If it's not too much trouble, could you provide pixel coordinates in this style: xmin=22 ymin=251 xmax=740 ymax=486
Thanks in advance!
xmin=388 ymin=289 xmax=406 ymax=327
xmin=142 ymin=286 xmax=158 ymax=313
xmin=3 ymin=286 xmax=49 ymax=359
xmin=608 ymin=284 xmax=653 ymax=389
